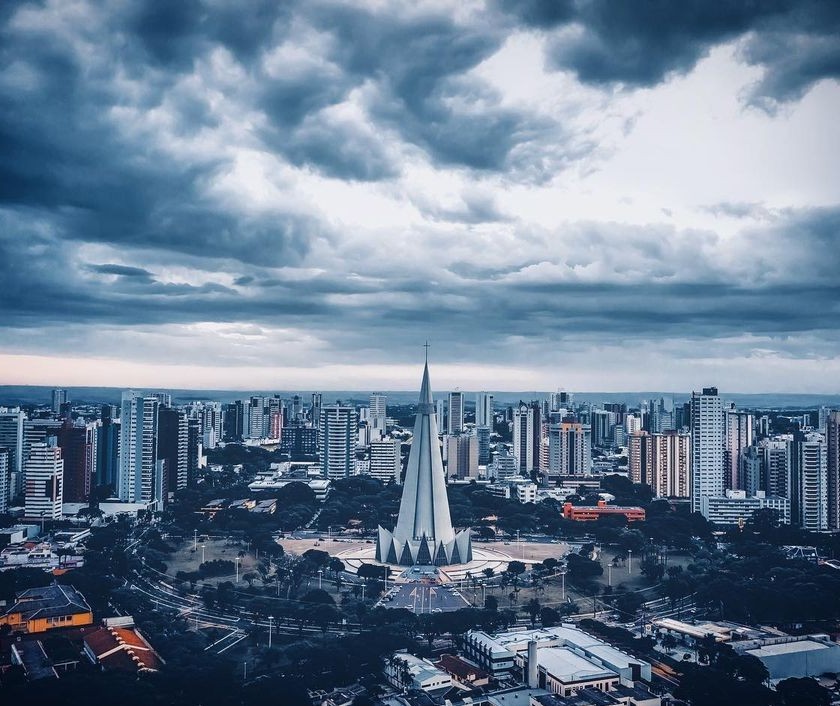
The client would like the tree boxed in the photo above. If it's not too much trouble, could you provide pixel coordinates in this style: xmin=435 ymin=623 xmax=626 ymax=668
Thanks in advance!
xmin=733 ymin=654 xmax=769 ymax=685
xmin=484 ymin=595 xmax=499 ymax=611
xmin=540 ymin=606 xmax=560 ymax=627
xmin=615 ymin=591 xmax=643 ymax=618
xmin=507 ymin=561 xmax=526 ymax=577
xmin=777 ymin=677 xmax=830 ymax=706
xmin=526 ymin=598 xmax=541 ymax=626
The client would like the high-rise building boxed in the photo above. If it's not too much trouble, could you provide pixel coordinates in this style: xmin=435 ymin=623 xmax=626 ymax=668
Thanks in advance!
xmin=725 ymin=409 xmax=754 ymax=491
xmin=513 ymin=404 xmax=534 ymax=472
xmin=826 ymin=410 xmax=840 ymax=530
xmin=490 ymin=448 xmax=519 ymax=481
xmin=222 ymin=401 xmax=244 ymax=442
xmin=320 ymin=405 xmax=358 ymax=480
xmin=243 ymin=396 xmax=266 ymax=439
xmin=628 ymin=431 xmax=652 ymax=486
xmin=187 ymin=418 xmax=201 ymax=487
xmin=651 ymin=431 xmax=690 ymax=498
xmin=0 ymin=448 xmax=8 ymax=514
xmin=549 ymin=391 xmax=572 ymax=412
xmin=760 ymin=439 xmax=791 ymax=499
xmin=96 ymin=405 xmax=120 ymax=492
xmin=25 ymin=440 xmax=63 ymax=521
xmin=158 ymin=407 xmax=189 ymax=493
xmin=280 ymin=426 xmax=318 ymax=458
xmin=118 ymin=391 xmax=161 ymax=506
xmin=742 ymin=446 xmax=762 ymax=497
xmin=370 ymin=393 xmax=387 ymax=438
xmin=530 ymin=401 xmax=544 ymax=472
xmin=625 ymin=415 xmax=641 ymax=435
xmin=476 ymin=425 xmax=491 ymax=466
xmin=446 ymin=433 xmax=478 ymax=480
xmin=311 ymin=392 xmax=323 ymax=429
xmin=370 ymin=438 xmax=401 ymax=484
xmin=592 ymin=409 xmax=617 ymax=448
xmin=630 ymin=430 xmax=690 ymax=498
xmin=448 ymin=392 xmax=464 ymax=435
xmin=793 ymin=431 xmax=827 ymax=531
xmin=51 ymin=389 xmax=68 ymax=414
xmin=0 ymin=409 xmax=25 ymax=499
xmin=690 ymin=387 xmax=725 ymax=514
xmin=548 ymin=422 xmax=591 ymax=476
xmin=376 ymin=361 xmax=472 ymax=566
xmin=56 ymin=420 xmax=96 ymax=503
xmin=476 ymin=392 xmax=494 ymax=428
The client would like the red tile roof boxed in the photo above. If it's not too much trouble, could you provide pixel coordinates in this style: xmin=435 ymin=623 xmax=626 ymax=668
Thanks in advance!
xmin=83 ymin=626 xmax=163 ymax=672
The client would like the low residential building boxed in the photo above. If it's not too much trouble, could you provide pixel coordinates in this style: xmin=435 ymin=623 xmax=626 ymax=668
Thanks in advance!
xmin=562 ymin=500 xmax=646 ymax=523
xmin=385 ymin=652 xmax=453 ymax=694
xmin=698 ymin=490 xmax=790 ymax=527
xmin=435 ymin=653 xmax=492 ymax=688
xmin=83 ymin=624 xmax=164 ymax=673
xmin=0 ymin=583 xmax=93 ymax=634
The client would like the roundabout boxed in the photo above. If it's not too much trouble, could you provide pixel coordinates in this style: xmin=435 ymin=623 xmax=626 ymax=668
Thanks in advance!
xmin=334 ymin=543 xmax=515 ymax=584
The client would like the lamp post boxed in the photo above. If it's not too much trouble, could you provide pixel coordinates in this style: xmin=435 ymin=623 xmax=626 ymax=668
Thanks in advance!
xmin=194 ymin=529 xmax=198 ymax=551
xmin=235 ymin=556 xmax=241 ymax=583
xmin=201 ymin=543 xmax=206 ymax=564
xmin=608 ymin=564 xmax=612 ymax=587
xmin=628 ymin=549 xmax=633 ymax=575
xmin=560 ymin=571 xmax=566 ymax=602
xmin=318 ymin=569 xmax=323 ymax=590
xmin=268 ymin=615 xmax=274 ymax=648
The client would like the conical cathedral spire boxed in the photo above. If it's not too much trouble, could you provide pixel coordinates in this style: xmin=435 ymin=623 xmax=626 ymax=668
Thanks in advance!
xmin=376 ymin=355 xmax=472 ymax=566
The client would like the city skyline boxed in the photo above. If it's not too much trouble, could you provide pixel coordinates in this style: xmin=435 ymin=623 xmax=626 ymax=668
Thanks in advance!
xmin=1 ymin=2 xmax=839 ymax=391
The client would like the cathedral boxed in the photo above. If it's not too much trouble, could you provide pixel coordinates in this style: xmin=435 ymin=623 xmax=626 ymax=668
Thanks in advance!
xmin=376 ymin=359 xmax=473 ymax=566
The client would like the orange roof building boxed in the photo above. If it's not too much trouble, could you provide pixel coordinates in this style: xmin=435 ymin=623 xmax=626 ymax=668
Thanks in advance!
xmin=562 ymin=500 xmax=645 ymax=522
xmin=0 ymin=583 xmax=93 ymax=634
xmin=83 ymin=626 xmax=164 ymax=673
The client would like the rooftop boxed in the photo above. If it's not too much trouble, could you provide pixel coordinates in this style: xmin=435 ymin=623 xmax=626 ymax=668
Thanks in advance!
xmin=746 ymin=639 xmax=831 ymax=658
xmin=4 ymin=583 xmax=91 ymax=621
xmin=537 ymin=647 xmax=617 ymax=683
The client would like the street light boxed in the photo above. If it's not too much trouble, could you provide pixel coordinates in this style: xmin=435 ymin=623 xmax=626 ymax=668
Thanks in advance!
xmin=608 ymin=564 xmax=612 ymax=587
xmin=318 ymin=569 xmax=323 ymax=590
xmin=235 ymin=556 xmax=241 ymax=583
xmin=560 ymin=571 xmax=566 ymax=602
xmin=201 ymin=543 xmax=206 ymax=564
xmin=194 ymin=529 xmax=198 ymax=551
xmin=628 ymin=549 xmax=633 ymax=575
xmin=268 ymin=615 xmax=274 ymax=648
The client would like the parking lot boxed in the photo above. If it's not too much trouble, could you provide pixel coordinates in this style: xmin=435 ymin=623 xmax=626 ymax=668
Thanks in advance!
xmin=380 ymin=581 xmax=471 ymax=613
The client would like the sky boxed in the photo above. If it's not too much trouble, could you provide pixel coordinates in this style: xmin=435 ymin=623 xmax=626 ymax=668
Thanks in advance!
xmin=0 ymin=0 xmax=839 ymax=393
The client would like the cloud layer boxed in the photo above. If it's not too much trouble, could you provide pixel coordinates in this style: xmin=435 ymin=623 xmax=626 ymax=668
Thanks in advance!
xmin=0 ymin=0 xmax=839 ymax=391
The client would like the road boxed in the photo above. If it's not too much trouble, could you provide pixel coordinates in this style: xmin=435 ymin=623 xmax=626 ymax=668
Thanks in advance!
xmin=379 ymin=581 xmax=471 ymax=613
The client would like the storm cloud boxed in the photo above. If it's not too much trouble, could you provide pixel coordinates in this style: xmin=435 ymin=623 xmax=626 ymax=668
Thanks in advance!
xmin=0 ymin=0 xmax=838 ymax=391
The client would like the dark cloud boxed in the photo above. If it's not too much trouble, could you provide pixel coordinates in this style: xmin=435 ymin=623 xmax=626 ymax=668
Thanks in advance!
xmin=497 ymin=0 xmax=839 ymax=105
xmin=87 ymin=263 xmax=154 ymax=279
